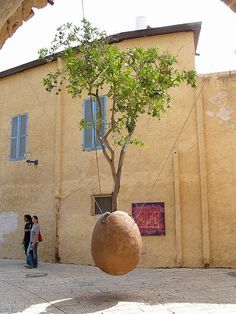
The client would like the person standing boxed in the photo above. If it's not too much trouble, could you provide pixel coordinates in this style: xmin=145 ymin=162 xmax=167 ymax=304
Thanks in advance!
xmin=22 ymin=215 xmax=32 ymax=257
xmin=26 ymin=215 xmax=40 ymax=268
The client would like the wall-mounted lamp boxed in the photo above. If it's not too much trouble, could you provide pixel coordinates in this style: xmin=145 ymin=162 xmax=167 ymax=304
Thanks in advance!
xmin=26 ymin=159 xmax=39 ymax=166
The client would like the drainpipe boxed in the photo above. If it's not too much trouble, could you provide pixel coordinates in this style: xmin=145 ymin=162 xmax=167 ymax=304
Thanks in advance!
xmin=55 ymin=197 xmax=61 ymax=262
xmin=173 ymin=150 xmax=182 ymax=267
xmin=196 ymin=79 xmax=210 ymax=267
xmin=54 ymin=58 xmax=64 ymax=262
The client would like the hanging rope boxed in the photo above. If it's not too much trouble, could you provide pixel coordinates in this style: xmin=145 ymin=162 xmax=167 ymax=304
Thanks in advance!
xmin=80 ymin=0 xmax=103 ymax=213
xmin=89 ymin=95 xmax=103 ymax=215
xmin=95 ymin=149 xmax=102 ymax=193
xmin=81 ymin=0 xmax=85 ymax=20
xmin=89 ymin=95 xmax=102 ymax=195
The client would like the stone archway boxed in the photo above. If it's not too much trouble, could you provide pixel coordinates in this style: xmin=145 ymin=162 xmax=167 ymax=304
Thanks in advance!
xmin=0 ymin=0 xmax=54 ymax=49
xmin=221 ymin=0 xmax=236 ymax=12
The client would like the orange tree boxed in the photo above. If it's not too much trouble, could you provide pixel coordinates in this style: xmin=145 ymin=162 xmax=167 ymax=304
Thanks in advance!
xmin=39 ymin=19 xmax=196 ymax=212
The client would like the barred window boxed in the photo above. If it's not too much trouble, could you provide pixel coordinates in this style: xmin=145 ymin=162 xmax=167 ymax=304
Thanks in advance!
xmin=94 ymin=195 xmax=112 ymax=215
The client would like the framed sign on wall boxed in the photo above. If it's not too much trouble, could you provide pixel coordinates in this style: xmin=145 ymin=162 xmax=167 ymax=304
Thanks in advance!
xmin=132 ymin=202 xmax=165 ymax=236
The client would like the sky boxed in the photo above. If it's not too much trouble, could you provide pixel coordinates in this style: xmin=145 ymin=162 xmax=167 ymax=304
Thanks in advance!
xmin=0 ymin=0 xmax=236 ymax=74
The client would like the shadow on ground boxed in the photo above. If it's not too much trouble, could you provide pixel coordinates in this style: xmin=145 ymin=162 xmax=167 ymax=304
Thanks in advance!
xmin=46 ymin=291 xmax=150 ymax=313
xmin=1 ymin=260 xmax=235 ymax=314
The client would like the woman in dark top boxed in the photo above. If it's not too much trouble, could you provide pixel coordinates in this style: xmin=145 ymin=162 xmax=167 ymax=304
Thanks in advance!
xmin=22 ymin=214 xmax=32 ymax=255
xmin=26 ymin=215 xmax=40 ymax=268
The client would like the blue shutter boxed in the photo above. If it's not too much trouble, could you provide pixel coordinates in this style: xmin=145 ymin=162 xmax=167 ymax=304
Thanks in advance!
xmin=83 ymin=99 xmax=93 ymax=151
xmin=94 ymin=96 xmax=106 ymax=149
xmin=19 ymin=114 xmax=28 ymax=159
xmin=82 ymin=96 xmax=106 ymax=151
xmin=10 ymin=114 xmax=28 ymax=160
xmin=10 ymin=116 xmax=18 ymax=160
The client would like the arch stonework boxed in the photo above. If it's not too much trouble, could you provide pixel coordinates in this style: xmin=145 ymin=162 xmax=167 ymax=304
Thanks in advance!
xmin=0 ymin=0 xmax=54 ymax=49
xmin=221 ymin=0 xmax=236 ymax=12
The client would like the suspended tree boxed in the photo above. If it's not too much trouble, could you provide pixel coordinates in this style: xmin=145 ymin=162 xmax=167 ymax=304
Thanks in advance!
xmin=39 ymin=19 xmax=196 ymax=213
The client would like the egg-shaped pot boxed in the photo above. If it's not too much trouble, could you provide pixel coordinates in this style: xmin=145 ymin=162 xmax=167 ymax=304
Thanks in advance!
xmin=91 ymin=210 xmax=142 ymax=275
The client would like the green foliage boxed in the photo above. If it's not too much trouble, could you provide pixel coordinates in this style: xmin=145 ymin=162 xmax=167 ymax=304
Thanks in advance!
xmin=39 ymin=19 xmax=197 ymax=147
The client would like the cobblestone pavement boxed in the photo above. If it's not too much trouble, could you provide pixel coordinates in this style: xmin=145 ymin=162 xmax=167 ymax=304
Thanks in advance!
xmin=0 ymin=259 xmax=235 ymax=314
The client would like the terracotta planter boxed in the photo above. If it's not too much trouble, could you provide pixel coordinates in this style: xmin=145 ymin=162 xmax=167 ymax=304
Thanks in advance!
xmin=91 ymin=211 xmax=142 ymax=275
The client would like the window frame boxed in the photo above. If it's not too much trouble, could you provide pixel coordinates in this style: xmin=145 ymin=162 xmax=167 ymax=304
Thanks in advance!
xmin=82 ymin=96 xmax=106 ymax=151
xmin=10 ymin=113 xmax=28 ymax=161
xmin=92 ymin=194 xmax=112 ymax=216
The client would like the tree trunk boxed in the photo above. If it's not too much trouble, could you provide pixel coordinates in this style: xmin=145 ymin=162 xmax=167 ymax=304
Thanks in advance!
xmin=99 ymin=106 xmax=134 ymax=212
xmin=112 ymin=180 xmax=120 ymax=212
xmin=111 ymin=143 xmax=128 ymax=212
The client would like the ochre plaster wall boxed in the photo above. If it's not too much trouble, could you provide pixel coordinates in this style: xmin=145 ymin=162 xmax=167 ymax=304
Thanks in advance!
xmin=0 ymin=31 xmax=235 ymax=269
xmin=0 ymin=63 xmax=58 ymax=262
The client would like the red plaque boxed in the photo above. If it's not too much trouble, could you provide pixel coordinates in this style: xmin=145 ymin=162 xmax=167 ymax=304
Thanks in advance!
xmin=132 ymin=202 xmax=165 ymax=236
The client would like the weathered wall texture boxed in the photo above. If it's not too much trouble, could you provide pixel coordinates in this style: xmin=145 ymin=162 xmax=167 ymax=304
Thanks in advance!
xmin=0 ymin=30 xmax=235 ymax=268
xmin=0 ymin=211 xmax=18 ymax=243
xmin=200 ymin=72 xmax=236 ymax=267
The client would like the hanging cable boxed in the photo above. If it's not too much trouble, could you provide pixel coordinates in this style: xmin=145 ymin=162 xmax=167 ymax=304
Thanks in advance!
xmin=89 ymin=95 xmax=102 ymax=196
xmin=92 ymin=194 xmax=104 ymax=214
xmin=95 ymin=149 xmax=102 ymax=194
xmin=81 ymin=0 xmax=85 ymax=20
xmin=133 ymin=76 xmax=210 ymax=221
xmin=58 ymin=76 xmax=210 ymax=220
xmin=89 ymin=95 xmax=102 ymax=195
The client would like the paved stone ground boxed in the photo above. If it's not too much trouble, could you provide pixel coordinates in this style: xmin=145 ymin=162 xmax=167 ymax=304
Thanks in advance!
xmin=0 ymin=259 xmax=235 ymax=314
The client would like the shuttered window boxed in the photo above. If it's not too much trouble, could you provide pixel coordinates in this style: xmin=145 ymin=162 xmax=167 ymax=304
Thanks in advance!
xmin=82 ymin=96 xmax=106 ymax=151
xmin=10 ymin=114 xmax=28 ymax=160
